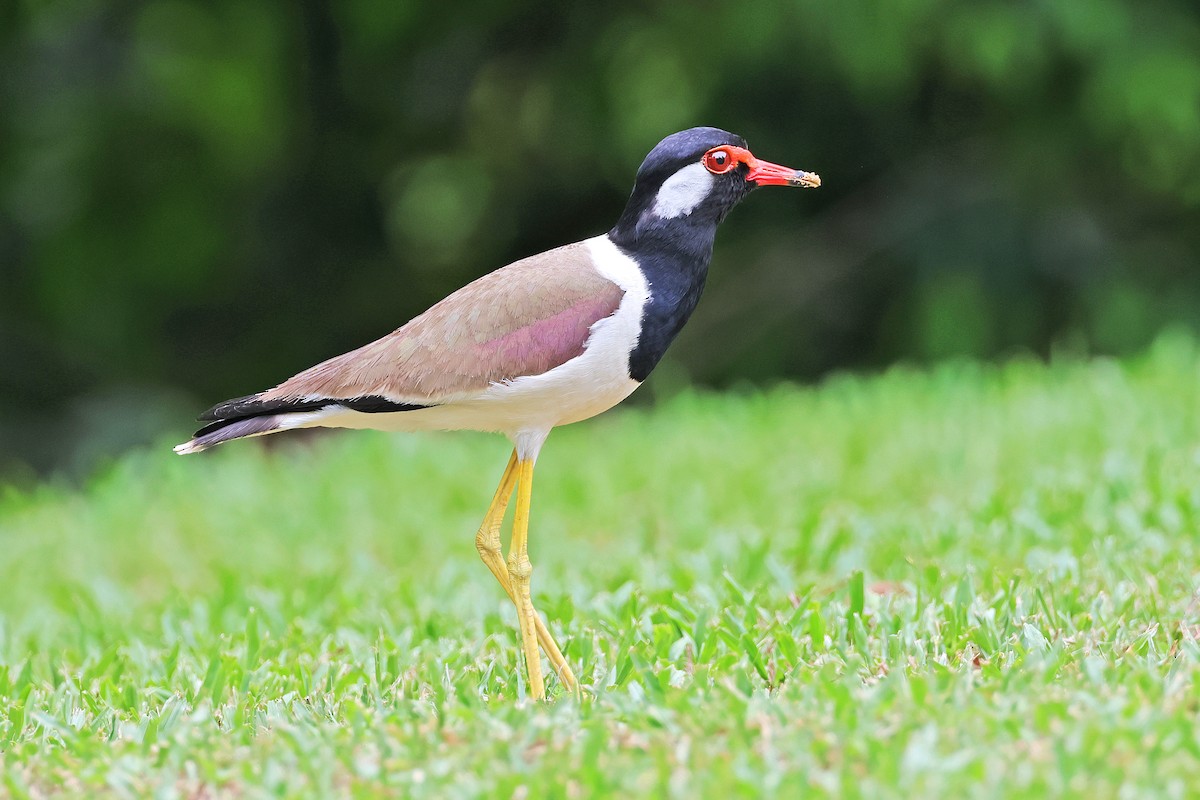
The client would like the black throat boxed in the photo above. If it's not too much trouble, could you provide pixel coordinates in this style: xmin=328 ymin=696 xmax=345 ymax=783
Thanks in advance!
xmin=608 ymin=209 xmax=722 ymax=382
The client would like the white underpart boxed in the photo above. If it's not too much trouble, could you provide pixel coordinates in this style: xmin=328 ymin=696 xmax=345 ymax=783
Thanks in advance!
xmin=651 ymin=161 xmax=714 ymax=218
xmin=303 ymin=234 xmax=651 ymax=462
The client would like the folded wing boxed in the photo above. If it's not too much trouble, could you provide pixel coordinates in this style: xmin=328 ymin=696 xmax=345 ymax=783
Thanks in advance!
xmin=198 ymin=241 xmax=627 ymax=432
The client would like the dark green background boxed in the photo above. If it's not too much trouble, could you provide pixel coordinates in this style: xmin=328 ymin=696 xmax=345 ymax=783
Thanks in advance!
xmin=2 ymin=1 xmax=1198 ymax=476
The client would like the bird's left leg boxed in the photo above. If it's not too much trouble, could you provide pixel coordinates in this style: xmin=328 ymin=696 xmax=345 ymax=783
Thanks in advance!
xmin=475 ymin=450 xmax=578 ymax=694
xmin=474 ymin=450 xmax=520 ymax=599
xmin=508 ymin=456 xmax=546 ymax=700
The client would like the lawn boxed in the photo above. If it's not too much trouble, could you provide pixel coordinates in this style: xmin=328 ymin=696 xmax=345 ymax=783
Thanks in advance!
xmin=1 ymin=334 xmax=1199 ymax=798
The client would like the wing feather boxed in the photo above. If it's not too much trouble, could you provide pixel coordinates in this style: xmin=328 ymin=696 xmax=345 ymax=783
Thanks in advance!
xmin=258 ymin=241 xmax=626 ymax=406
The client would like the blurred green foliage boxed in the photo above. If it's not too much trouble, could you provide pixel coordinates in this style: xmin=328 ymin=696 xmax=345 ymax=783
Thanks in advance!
xmin=2 ymin=0 xmax=1200 ymax=474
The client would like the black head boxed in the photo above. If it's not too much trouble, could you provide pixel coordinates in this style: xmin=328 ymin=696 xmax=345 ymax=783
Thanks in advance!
xmin=609 ymin=126 xmax=819 ymax=249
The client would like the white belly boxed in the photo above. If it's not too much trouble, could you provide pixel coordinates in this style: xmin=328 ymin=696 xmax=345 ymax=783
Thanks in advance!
xmin=316 ymin=371 xmax=640 ymax=436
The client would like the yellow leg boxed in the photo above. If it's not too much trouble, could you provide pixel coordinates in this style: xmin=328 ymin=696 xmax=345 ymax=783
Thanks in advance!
xmin=475 ymin=451 xmax=579 ymax=695
xmin=508 ymin=456 xmax=547 ymax=700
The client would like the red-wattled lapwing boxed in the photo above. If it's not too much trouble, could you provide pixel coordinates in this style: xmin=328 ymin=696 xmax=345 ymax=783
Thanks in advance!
xmin=175 ymin=127 xmax=820 ymax=700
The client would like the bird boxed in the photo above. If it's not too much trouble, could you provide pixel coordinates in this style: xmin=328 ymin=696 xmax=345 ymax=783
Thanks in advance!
xmin=175 ymin=127 xmax=820 ymax=700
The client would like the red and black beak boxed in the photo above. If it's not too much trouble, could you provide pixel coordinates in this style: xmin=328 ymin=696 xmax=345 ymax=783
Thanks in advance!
xmin=702 ymin=144 xmax=821 ymax=188
xmin=744 ymin=156 xmax=821 ymax=188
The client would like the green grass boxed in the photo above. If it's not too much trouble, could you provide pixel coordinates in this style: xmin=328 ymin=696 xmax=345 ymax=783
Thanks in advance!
xmin=2 ymin=334 xmax=1200 ymax=798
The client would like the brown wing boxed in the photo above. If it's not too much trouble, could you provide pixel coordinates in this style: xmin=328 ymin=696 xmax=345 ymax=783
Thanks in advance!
xmin=259 ymin=241 xmax=625 ymax=405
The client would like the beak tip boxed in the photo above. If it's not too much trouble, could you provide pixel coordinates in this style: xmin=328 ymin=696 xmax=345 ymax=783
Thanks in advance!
xmin=795 ymin=171 xmax=821 ymax=188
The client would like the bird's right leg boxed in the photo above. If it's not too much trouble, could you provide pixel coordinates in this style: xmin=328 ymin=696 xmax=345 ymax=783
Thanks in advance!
xmin=475 ymin=449 xmax=579 ymax=694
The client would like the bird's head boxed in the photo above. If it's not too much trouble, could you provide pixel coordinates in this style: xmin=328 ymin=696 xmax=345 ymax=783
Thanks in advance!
xmin=611 ymin=127 xmax=820 ymax=247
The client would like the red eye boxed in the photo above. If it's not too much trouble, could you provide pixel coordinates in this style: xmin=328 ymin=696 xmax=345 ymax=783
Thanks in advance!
xmin=703 ymin=147 xmax=736 ymax=174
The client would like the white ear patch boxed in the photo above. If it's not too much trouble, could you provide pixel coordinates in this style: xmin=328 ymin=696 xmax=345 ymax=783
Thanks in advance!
xmin=651 ymin=162 xmax=714 ymax=218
